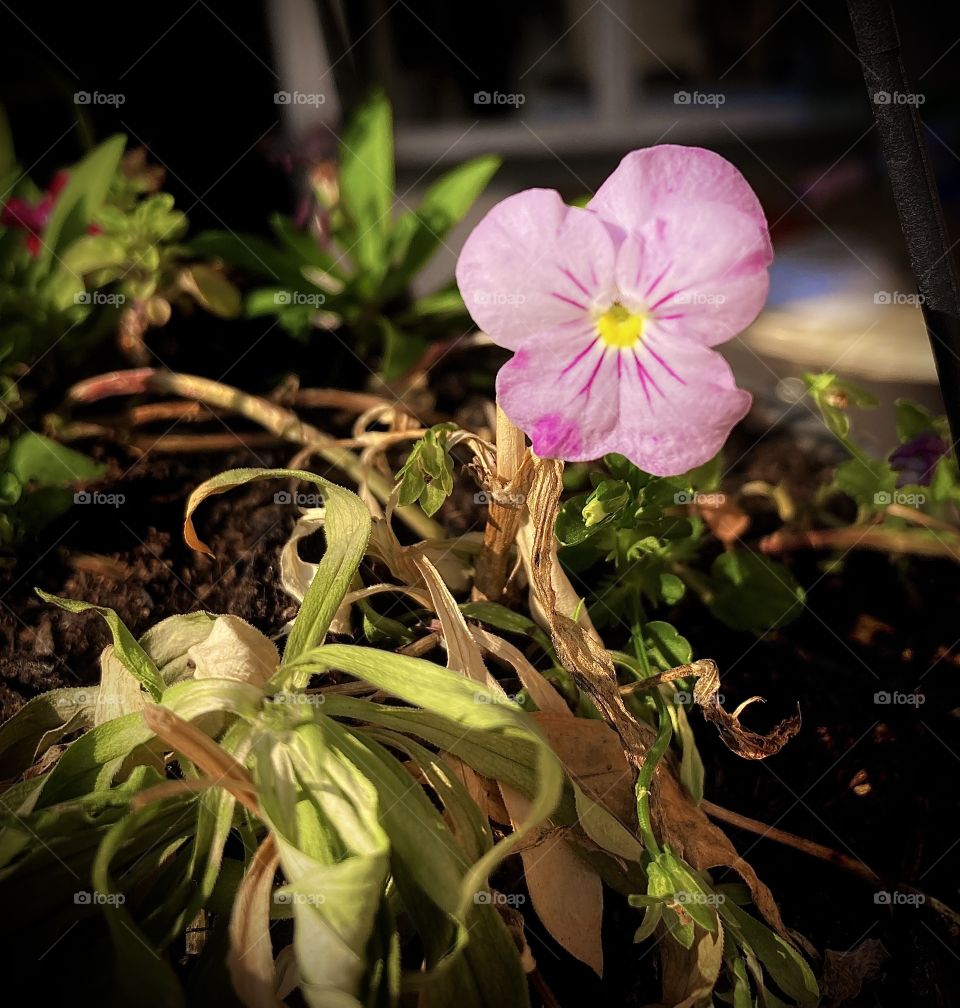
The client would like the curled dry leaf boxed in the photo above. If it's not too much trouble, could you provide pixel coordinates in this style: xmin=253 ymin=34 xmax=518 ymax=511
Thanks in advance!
xmin=623 ymin=658 xmax=801 ymax=760
xmin=690 ymin=659 xmax=801 ymax=760
xmin=228 ymin=833 xmax=283 ymax=1008
xmin=188 ymin=615 xmax=279 ymax=689
xmin=96 ymin=644 xmax=146 ymax=726
xmin=520 ymin=456 xmax=653 ymax=769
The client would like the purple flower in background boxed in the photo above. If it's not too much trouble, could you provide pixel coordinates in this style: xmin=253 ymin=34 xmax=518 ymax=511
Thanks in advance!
xmin=890 ymin=431 xmax=949 ymax=487
xmin=456 ymin=145 xmax=772 ymax=475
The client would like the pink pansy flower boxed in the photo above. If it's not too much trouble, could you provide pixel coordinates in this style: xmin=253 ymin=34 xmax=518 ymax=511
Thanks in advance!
xmin=455 ymin=145 xmax=772 ymax=476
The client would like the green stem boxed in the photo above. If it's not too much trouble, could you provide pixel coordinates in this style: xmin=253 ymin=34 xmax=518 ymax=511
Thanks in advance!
xmin=630 ymin=615 xmax=672 ymax=857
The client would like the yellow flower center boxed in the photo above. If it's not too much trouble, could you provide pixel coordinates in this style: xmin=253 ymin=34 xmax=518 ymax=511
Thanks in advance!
xmin=597 ymin=302 xmax=645 ymax=349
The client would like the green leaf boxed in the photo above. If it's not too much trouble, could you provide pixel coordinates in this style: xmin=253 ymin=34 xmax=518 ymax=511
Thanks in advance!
xmin=556 ymin=492 xmax=597 ymax=546
xmin=40 ymin=135 xmax=125 ymax=265
xmin=7 ymin=432 xmax=104 ymax=486
xmin=833 ymin=457 xmax=895 ymax=508
xmin=295 ymin=647 xmax=564 ymax=920
xmin=182 ymin=264 xmax=242 ymax=318
xmin=894 ymin=399 xmax=935 ymax=442
xmin=460 ymin=601 xmax=538 ymax=636
xmin=402 ymin=286 xmax=466 ymax=320
xmin=61 ymin=233 xmax=128 ymax=274
xmin=675 ymin=703 xmax=705 ymax=804
xmin=339 ymin=89 xmax=394 ymax=273
xmin=91 ymin=796 xmax=190 ymax=1007
xmin=387 ymin=154 xmax=500 ymax=295
xmin=658 ymin=572 xmax=685 ymax=605
xmin=189 ymin=229 xmax=297 ymax=283
xmin=380 ymin=316 xmax=427 ymax=382
xmin=183 ymin=468 xmax=371 ymax=669
xmin=718 ymin=899 xmax=819 ymax=1004
xmin=644 ymin=620 xmax=692 ymax=671
xmin=36 ymin=591 xmax=164 ymax=699
xmin=708 ymin=552 xmax=805 ymax=633
xmin=0 ymin=686 xmax=98 ymax=778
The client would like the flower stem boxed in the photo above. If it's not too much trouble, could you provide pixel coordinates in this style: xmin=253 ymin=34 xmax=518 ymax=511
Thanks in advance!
xmin=473 ymin=405 xmax=530 ymax=600
xmin=631 ymin=618 xmax=671 ymax=857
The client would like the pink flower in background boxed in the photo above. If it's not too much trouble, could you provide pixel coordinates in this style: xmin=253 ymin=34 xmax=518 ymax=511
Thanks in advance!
xmin=455 ymin=145 xmax=772 ymax=476
xmin=1 ymin=170 xmax=70 ymax=256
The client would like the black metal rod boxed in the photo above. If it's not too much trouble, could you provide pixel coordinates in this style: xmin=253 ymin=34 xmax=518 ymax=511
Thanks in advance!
xmin=847 ymin=0 xmax=960 ymax=442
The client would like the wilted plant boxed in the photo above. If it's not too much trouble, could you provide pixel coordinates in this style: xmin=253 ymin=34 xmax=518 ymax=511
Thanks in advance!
xmin=0 ymin=142 xmax=836 ymax=1006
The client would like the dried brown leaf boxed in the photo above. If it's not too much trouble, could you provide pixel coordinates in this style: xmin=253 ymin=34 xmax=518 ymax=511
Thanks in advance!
xmin=696 ymin=495 xmax=749 ymax=546
xmin=228 ymin=833 xmax=283 ymax=1008
xmin=657 ymin=921 xmax=724 ymax=1008
xmin=691 ymin=659 xmax=801 ymax=760
xmin=503 ymin=782 xmax=605 ymax=976
xmin=142 ymin=704 xmax=260 ymax=815
xmin=531 ymin=712 xmax=636 ymax=828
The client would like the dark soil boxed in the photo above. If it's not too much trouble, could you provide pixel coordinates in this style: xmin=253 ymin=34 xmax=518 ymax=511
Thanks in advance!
xmin=2 ymin=395 xmax=959 ymax=1007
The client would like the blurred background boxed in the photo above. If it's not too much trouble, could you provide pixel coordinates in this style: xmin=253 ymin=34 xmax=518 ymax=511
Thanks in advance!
xmin=3 ymin=0 xmax=960 ymax=449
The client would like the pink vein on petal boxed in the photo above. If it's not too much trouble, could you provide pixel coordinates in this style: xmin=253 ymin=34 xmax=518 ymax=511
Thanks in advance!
xmin=551 ymin=292 xmax=588 ymax=311
xmin=561 ymin=337 xmax=599 ymax=376
xmin=648 ymin=289 xmax=680 ymax=312
xmin=579 ymin=349 xmax=607 ymax=397
xmin=645 ymin=343 xmax=685 ymax=384
xmin=558 ymin=266 xmax=591 ymax=298
xmin=643 ymin=262 xmax=672 ymax=299
xmin=632 ymin=350 xmax=662 ymax=404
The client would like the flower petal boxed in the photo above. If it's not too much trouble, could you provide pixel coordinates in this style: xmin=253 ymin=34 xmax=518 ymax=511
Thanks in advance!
xmin=615 ymin=203 xmax=771 ymax=347
xmin=589 ymin=145 xmax=771 ymax=259
xmin=497 ymin=330 xmax=750 ymax=476
xmin=456 ymin=189 xmax=615 ymax=350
